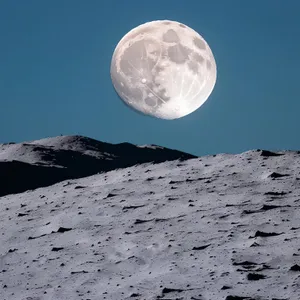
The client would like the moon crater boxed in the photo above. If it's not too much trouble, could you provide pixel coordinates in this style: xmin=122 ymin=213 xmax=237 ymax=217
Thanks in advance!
xmin=193 ymin=53 xmax=205 ymax=64
xmin=162 ymin=29 xmax=180 ymax=43
xmin=167 ymin=44 xmax=192 ymax=64
xmin=187 ymin=60 xmax=199 ymax=74
xmin=193 ymin=37 xmax=206 ymax=50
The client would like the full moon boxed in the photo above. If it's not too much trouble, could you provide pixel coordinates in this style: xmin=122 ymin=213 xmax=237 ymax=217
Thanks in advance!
xmin=110 ymin=20 xmax=217 ymax=120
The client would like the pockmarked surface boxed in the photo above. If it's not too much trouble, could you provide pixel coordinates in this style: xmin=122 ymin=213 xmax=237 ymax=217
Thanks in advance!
xmin=1 ymin=150 xmax=300 ymax=299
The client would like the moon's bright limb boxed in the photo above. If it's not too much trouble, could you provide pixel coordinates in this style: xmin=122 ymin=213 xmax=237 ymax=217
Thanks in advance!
xmin=110 ymin=20 xmax=217 ymax=120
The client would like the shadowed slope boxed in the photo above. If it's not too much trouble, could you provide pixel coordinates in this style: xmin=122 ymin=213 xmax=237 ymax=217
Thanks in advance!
xmin=0 ymin=135 xmax=196 ymax=197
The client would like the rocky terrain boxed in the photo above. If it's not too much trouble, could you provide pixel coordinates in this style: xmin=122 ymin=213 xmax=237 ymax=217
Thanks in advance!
xmin=1 ymin=137 xmax=300 ymax=299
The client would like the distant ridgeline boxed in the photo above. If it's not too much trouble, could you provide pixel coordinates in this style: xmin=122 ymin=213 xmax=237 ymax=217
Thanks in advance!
xmin=0 ymin=135 xmax=196 ymax=197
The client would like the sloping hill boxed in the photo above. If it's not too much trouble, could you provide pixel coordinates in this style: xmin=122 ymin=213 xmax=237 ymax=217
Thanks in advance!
xmin=0 ymin=135 xmax=196 ymax=197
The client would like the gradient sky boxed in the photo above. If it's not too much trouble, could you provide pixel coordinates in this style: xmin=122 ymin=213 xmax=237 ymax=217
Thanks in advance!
xmin=1 ymin=1 xmax=300 ymax=156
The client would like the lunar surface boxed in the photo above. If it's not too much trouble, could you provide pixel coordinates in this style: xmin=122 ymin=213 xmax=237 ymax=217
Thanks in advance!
xmin=110 ymin=20 xmax=217 ymax=119
xmin=1 ymin=136 xmax=300 ymax=300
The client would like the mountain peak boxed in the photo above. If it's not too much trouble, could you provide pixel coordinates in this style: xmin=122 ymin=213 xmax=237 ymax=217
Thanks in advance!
xmin=27 ymin=135 xmax=110 ymax=151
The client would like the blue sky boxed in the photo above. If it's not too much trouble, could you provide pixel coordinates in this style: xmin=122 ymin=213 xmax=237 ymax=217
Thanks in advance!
xmin=1 ymin=1 xmax=300 ymax=156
